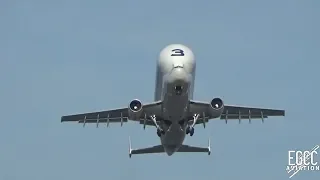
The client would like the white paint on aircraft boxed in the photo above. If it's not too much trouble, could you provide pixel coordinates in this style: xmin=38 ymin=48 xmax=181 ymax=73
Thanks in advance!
xmin=61 ymin=44 xmax=285 ymax=157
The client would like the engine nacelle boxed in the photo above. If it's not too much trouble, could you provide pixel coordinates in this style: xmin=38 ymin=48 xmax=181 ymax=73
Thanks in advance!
xmin=208 ymin=98 xmax=224 ymax=118
xmin=128 ymin=99 xmax=143 ymax=120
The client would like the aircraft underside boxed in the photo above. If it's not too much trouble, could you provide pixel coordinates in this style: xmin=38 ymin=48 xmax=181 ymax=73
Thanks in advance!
xmin=60 ymin=44 xmax=285 ymax=158
xmin=60 ymin=92 xmax=285 ymax=158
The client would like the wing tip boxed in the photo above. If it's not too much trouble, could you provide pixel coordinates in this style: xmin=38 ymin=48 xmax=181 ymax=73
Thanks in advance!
xmin=61 ymin=116 xmax=65 ymax=122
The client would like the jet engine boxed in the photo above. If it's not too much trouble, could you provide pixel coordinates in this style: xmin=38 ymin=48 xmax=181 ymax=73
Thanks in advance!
xmin=208 ymin=98 xmax=224 ymax=118
xmin=128 ymin=99 xmax=143 ymax=120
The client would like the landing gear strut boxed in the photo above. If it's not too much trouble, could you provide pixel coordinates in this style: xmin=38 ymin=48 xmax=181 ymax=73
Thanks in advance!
xmin=150 ymin=115 xmax=165 ymax=137
xmin=186 ymin=114 xmax=199 ymax=136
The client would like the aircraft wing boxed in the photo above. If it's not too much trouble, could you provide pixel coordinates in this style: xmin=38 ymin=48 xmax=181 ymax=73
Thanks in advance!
xmin=189 ymin=100 xmax=285 ymax=124
xmin=219 ymin=105 xmax=285 ymax=120
xmin=61 ymin=101 xmax=162 ymax=126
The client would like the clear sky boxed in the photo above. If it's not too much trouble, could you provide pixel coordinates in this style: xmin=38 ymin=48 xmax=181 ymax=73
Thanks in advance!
xmin=1 ymin=0 xmax=319 ymax=179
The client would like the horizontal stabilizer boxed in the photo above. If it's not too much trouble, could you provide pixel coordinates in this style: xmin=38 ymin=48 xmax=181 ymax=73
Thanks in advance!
xmin=128 ymin=137 xmax=211 ymax=157
xmin=178 ymin=145 xmax=210 ymax=153
xmin=129 ymin=137 xmax=164 ymax=158
xmin=131 ymin=145 xmax=164 ymax=154
xmin=178 ymin=138 xmax=211 ymax=155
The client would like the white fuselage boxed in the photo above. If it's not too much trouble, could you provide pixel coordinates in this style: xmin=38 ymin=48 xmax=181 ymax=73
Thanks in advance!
xmin=154 ymin=44 xmax=196 ymax=156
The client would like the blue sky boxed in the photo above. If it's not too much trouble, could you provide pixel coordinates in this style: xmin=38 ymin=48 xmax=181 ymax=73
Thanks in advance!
xmin=1 ymin=0 xmax=319 ymax=179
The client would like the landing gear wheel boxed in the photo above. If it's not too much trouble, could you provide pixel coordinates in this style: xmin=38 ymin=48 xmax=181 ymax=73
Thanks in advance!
xmin=189 ymin=127 xmax=194 ymax=136
xmin=157 ymin=129 xmax=165 ymax=137
xmin=186 ymin=126 xmax=195 ymax=136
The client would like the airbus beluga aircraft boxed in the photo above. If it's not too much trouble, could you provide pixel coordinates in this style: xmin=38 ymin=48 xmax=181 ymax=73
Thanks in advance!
xmin=61 ymin=44 xmax=285 ymax=157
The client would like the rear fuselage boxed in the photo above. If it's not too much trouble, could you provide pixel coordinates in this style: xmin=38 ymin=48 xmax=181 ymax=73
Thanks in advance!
xmin=154 ymin=44 xmax=196 ymax=155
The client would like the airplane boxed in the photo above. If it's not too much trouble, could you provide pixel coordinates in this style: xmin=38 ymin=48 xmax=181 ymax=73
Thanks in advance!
xmin=61 ymin=44 xmax=285 ymax=158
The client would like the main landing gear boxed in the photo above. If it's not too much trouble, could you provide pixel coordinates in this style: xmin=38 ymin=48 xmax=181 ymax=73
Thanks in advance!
xmin=150 ymin=115 xmax=165 ymax=137
xmin=157 ymin=129 xmax=165 ymax=137
xmin=186 ymin=126 xmax=195 ymax=136
xmin=186 ymin=114 xmax=200 ymax=137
